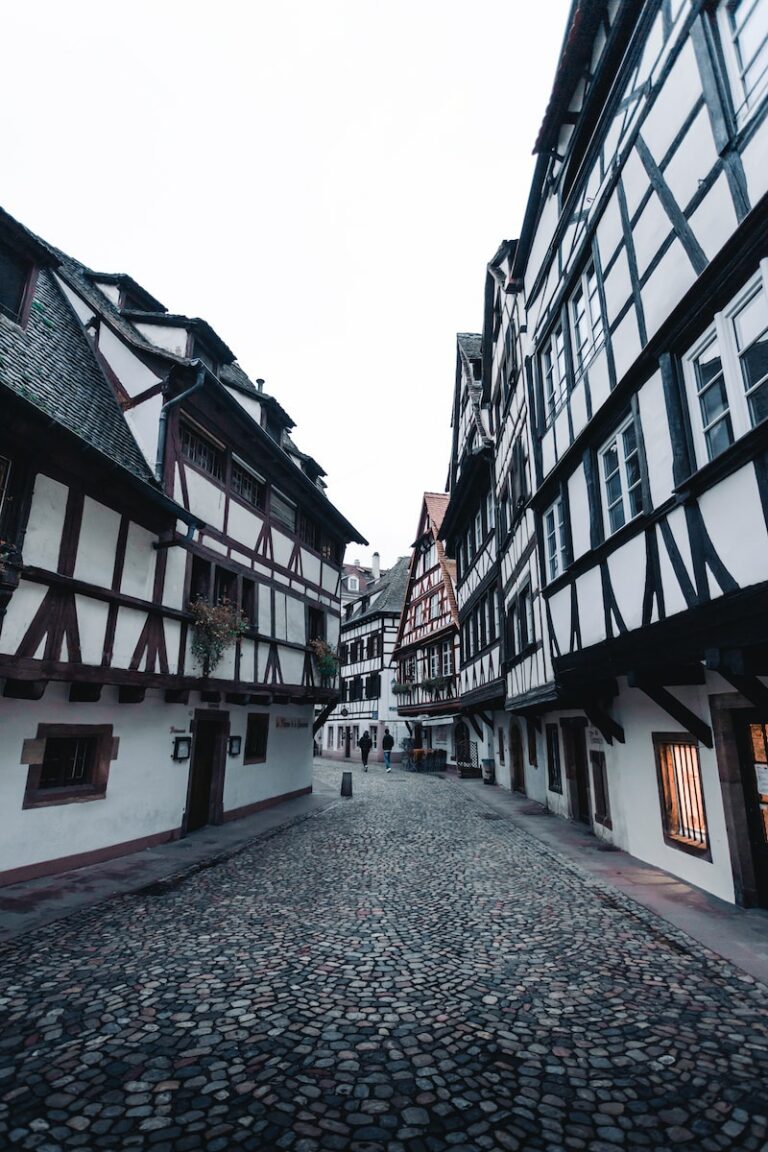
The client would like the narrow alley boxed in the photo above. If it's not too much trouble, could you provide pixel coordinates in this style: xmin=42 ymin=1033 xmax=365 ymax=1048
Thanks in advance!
xmin=1 ymin=764 xmax=767 ymax=1152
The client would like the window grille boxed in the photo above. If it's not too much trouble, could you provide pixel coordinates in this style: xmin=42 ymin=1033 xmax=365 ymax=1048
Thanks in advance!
xmin=654 ymin=736 xmax=709 ymax=853
xmin=181 ymin=423 xmax=224 ymax=480
xmin=231 ymin=462 xmax=266 ymax=509
xmin=546 ymin=724 xmax=563 ymax=793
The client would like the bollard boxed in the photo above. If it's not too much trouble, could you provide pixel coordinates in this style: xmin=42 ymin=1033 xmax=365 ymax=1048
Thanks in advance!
xmin=341 ymin=771 xmax=353 ymax=798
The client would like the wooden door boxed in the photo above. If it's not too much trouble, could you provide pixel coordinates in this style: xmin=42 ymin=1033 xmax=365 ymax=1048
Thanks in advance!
xmin=737 ymin=717 xmax=768 ymax=908
xmin=186 ymin=710 xmax=228 ymax=832
xmin=509 ymin=722 xmax=526 ymax=794
xmin=562 ymin=720 xmax=591 ymax=825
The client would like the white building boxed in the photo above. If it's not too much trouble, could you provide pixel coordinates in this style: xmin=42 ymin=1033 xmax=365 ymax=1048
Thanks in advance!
xmin=0 ymin=208 xmax=365 ymax=885
xmin=322 ymin=556 xmax=409 ymax=761
xmin=492 ymin=0 xmax=768 ymax=907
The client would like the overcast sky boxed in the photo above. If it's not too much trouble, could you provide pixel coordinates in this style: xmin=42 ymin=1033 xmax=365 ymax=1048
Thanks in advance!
xmin=3 ymin=0 xmax=571 ymax=569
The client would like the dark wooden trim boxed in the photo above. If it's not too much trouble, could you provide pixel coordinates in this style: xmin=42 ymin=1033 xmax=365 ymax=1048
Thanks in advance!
xmin=0 ymin=827 xmax=182 ymax=889
xmin=583 ymin=702 xmax=625 ymax=746
xmin=636 ymin=133 xmax=708 ymax=275
xmin=616 ymin=177 xmax=648 ymax=347
xmin=58 ymin=487 xmax=84 ymax=577
xmin=641 ymin=682 xmax=713 ymax=748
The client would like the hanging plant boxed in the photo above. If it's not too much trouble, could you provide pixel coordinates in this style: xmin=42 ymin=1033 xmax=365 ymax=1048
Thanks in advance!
xmin=189 ymin=597 xmax=248 ymax=677
xmin=310 ymin=638 xmax=339 ymax=679
xmin=421 ymin=675 xmax=452 ymax=694
xmin=391 ymin=680 xmax=414 ymax=695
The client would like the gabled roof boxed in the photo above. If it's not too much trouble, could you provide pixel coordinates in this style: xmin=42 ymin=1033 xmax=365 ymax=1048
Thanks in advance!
xmin=394 ymin=492 xmax=459 ymax=655
xmin=456 ymin=332 xmax=482 ymax=360
xmin=343 ymin=556 xmax=410 ymax=627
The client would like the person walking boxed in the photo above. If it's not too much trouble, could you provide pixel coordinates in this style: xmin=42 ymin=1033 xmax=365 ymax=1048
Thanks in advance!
xmin=358 ymin=730 xmax=372 ymax=771
xmin=382 ymin=728 xmax=394 ymax=773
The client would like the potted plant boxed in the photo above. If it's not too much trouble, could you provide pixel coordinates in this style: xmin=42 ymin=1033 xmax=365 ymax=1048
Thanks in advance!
xmin=310 ymin=638 xmax=339 ymax=682
xmin=189 ymin=597 xmax=249 ymax=677
xmin=391 ymin=680 xmax=414 ymax=695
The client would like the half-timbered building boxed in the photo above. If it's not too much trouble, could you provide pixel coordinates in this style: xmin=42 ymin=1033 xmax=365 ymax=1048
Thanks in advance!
xmin=439 ymin=334 xmax=506 ymax=781
xmin=0 ymin=208 xmax=364 ymax=885
xmin=499 ymin=0 xmax=768 ymax=907
xmin=322 ymin=556 xmax=409 ymax=761
xmin=392 ymin=494 xmax=461 ymax=766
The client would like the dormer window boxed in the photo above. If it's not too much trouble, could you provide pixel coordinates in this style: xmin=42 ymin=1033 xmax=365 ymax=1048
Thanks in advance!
xmin=0 ymin=241 xmax=32 ymax=325
xmin=347 ymin=576 xmax=359 ymax=592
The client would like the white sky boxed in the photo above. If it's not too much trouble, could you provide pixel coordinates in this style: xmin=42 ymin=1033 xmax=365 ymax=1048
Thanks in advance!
xmin=3 ymin=0 xmax=571 ymax=569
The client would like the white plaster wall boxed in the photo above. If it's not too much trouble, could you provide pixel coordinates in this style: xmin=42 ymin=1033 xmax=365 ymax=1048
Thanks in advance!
xmin=223 ymin=704 xmax=313 ymax=814
xmin=597 ymin=195 xmax=623 ymax=268
xmin=224 ymin=387 xmax=263 ymax=426
xmin=642 ymin=238 xmax=698 ymax=340
xmin=303 ymin=551 xmax=321 ymax=587
xmin=112 ymin=606 xmax=147 ymax=669
xmin=120 ymin=523 xmax=157 ymax=601
xmin=741 ymin=113 xmax=768 ymax=205
xmin=0 ymin=685 xmax=192 ymax=874
xmin=638 ymin=370 xmax=675 ymax=508
xmin=700 ymin=465 xmax=768 ymax=592
xmin=272 ymin=528 xmax=293 ymax=569
xmin=576 ymin=567 xmax=605 ymax=648
xmin=227 ymin=501 xmax=261 ymax=550
xmin=96 ymin=325 xmax=163 ymax=398
xmin=568 ymin=467 xmax=591 ymax=561
xmin=548 ymin=587 xmax=572 ymax=657
xmin=163 ymin=546 xmax=187 ymax=610
xmin=76 ymin=595 xmax=111 ymax=665
xmin=124 ymin=395 xmax=162 ymax=469
xmin=321 ymin=565 xmax=339 ymax=594
xmin=280 ymin=647 xmax=304 ymax=685
xmin=23 ymin=474 xmax=68 ymax=571
xmin=185 ymin=470 xmax=225 ymax=532
xmin=73 ymin=497 xmax=121 ymax=589
xmin=663 ymin=107 xmax=717 ymax=210
xmin=610 ymin=679 xmax=735 ymax=903
xmin=641 ymin=40 xmax=700 ymax=163
xmin=134 ymin=322 xmax=188 ymax=356
xmin=632 ymin=192 xmax=671 ymax=279
xmin=0 ymin=581 xmax=47 ymax=655
xmin=607 ymin=532 xmax=647 ymax=632
xmin=689 ymin=173 xmax=739 ymax=264
xmin=611 ymin=307 xmax=642 ymax=383
xmin=603 ymin=248 xmax=632 ymax=326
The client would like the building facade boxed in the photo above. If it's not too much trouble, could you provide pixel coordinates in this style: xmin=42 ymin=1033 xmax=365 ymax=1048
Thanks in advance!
xmin=322 ymin=556 xmax=409 ymax=761
xmin=392 ymin=494 xmax=461 ymax=767
xmin=0 ymin=209 xmax=364 ymax=885
xmin=489 ymin=0 xmax=768 ymax=907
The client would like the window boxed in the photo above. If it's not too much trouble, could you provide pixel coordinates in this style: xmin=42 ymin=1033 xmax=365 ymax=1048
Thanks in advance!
xmin=486 ymin=490 xmax=495 ymax=532
xmin=570 ymin=263 xmax=604 ymax=376
xmin=339 ymin=642 xmax=349 ymax=664
xmin=347 ymin=575 xmax=359 ymax=592
xmin=298 ymin=513 xmax=320 ymax=550
xmin=190 ymin=555 xmax=212 ymax=602
xmin=241 ymin=578 xmax=255 ymax=626
xmin=427 ymin=645 xmax=439 ymax=677
xmin=441 ymin=639 xmax=453 ymax=676
xmin=685 ymin=269 xmax=768 ymax=463
xmin=590 ymin=750 xmax=611 ymax=828
xmin=307 ymin=607 xmax=325 ymax=642
xmin=213 ymin=566 xmax=236 ymax=605
xmin=474 ymin=509 xmax=484 ymax=550
xmin=466 ymin=526 xmax=475 ymax=562
xmin=654 ymin=735 xmax=710 ymax=855
xmin=498 ymin=728 xmax=505 ymax=765
xmin=505 ymin=604 xmax=517 ymax=661
xmin=244 ymin=714 xmax=269 ymax=763
xmin=478 ymin=595 xmax=488 ymax=649
xmin=518 ymin=585 xmax=534 ymax=650
xmin=430 ymin=594 xmax=440 ymax=619
xmin=365 ymin=673 xmax=381 ymax=699
xmin=546 ymin=724 xmax=563 ymax=793
xmin=0 ymin=241 xmax=32 ymax=324
xmin=370 ymin=726 xmax=378 ymax=750
xmin=542 ymin=324 xmax=567 ymax=423
xmin=181 ymin=422 xmax=224 ymax=480
xmin=231 ymin=461 xmax=266 ymax=510
xmin=22 ymin=724 xmax=115 ymax=808
xmin=599 ymin=417 xmax=643 ymax=535
xmin=415 ymin=602 xmax=423 ymax=626
xmin=718 ymin=0 xmax=768 ymax=123
xmin=270 ymin=489 xmax=297 ymax=532
xmin=544 ymin=497 xmax=568 ymax=583
xmin=488 ymin=588 xmax=497 ymax=643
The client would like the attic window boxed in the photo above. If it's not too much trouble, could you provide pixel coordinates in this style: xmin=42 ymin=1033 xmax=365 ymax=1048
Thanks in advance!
xmin=0 ymin=241 xmax=32 ymax=325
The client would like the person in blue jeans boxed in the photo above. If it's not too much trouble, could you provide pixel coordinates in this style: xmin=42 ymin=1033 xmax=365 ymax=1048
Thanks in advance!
xmin=382 ymin=728 xmax=394 ymax=773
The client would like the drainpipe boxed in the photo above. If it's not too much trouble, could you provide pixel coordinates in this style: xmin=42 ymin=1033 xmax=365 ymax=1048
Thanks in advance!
xmin=155 ymin=362 xmax=206 ymax=484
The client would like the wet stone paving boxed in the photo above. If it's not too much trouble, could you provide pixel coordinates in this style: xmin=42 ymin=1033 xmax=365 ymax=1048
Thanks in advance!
xmin=1 ymin=765 xmax=768 ymax=1152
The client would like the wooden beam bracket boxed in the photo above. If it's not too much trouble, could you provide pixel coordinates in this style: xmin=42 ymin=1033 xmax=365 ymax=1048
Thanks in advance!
xmin=636 ymin=682 xmax=712 ymax=748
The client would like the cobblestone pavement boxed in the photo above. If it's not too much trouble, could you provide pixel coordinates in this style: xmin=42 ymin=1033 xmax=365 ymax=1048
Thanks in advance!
xmin=2 ymin=766 xmax=768 ymax=1152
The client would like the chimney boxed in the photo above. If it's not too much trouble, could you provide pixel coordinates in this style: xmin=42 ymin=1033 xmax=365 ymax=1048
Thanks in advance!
xmin=256 ymin=378 xmax=265 ymax=393
xmin=372 ymin=552 xmax=380 ymax=580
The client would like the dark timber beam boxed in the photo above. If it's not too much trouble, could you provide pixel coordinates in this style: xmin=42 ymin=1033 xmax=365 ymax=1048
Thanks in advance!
xmin=718 ymin=672 xmax=768 ymax=712
xmin=118 ymin=685 xmax=145 ymax=704
xmin=627 ymin=664 xmax=705 ymax=688
xmin=478 ymin=711 xmax=494 ymax=729
xmin=583 ymin=703 xmax=625 ymax=746
xmin=313 ymin=698 xmax=338 ymax=736
xmin=637 ymin=683 xmax=713 ymax=748
xmin=467 ymin=714 xmax=484 ymax=741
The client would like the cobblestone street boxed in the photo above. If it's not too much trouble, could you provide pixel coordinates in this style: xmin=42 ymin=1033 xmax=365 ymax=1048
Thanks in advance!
xmin=2 ymin=764 xmax=768 ymax=1152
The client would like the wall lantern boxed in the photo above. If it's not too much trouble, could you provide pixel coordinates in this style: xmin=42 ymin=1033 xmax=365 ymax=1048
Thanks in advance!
xmin=172 ymin=735 xmax=192 ymax=761
xmin=228 ymin=735 xmax=242 ymax=757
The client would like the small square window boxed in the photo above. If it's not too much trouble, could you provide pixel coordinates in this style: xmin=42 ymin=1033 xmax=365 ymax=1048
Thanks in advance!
xmin=244 ymin=714 xmax=269 ymax=763
xmin=22 ymin=724 xmax=115 ymax=808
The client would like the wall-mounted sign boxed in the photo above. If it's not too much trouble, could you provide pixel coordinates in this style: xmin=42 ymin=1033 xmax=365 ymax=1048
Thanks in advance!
xmin=276 ymin=717 xmax=309 ymax=729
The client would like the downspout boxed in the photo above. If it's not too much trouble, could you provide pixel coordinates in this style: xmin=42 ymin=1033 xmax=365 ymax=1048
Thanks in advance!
xmin=155 ymin=362 xmax=207 ymax=485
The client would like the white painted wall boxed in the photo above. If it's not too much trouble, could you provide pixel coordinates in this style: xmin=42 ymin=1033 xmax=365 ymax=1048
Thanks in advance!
xmin=224 ymin=704 xmax=313 ymax=812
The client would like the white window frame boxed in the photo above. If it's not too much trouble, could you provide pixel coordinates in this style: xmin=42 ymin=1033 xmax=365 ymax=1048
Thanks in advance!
xmin=430 ymin=593 xmax=440 ymax=619
xmin=441 ymin=639 xmax=453 ymax=676
xmin=599 ymin=416 xmax=644 ymax=537
xmin=347 ymin=575 xmax=359 ymax=592
xmin=569 ymin=262 xmax=604 ymax=378
xmin=684 ymin=264 xmax=768 ymax=466
xmin=544 ymin=497 xmax=568 ymax=583
xmin=429 ymin=645 xmax=440 ymax=677
xmin=717 ymin=0 xmax=768 ymax=126
xmin=542 ymin=323 xmax=567 ymax=424
xmin=474 ymin=508 xmax=483 ymax=550
xmin=486 ymin=490 xmax=495 ymax=532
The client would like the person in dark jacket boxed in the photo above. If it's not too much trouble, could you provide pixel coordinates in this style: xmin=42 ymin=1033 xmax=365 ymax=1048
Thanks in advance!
xmin=358 ymin=730 xmax=372 ymax=771
xmin=382 ymin=728 xmax=394 ymax=773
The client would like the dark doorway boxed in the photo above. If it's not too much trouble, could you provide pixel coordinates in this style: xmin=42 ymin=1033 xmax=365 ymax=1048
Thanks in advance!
xmin=561 ymin=719 xmax=591 ymax=825
xmin=736 ymin=715 xmax=768 ymax=908
xmin=344 ymin=725 xmax=351 ymax=758
xmin=455 ymin=720 xmax=470 ymax=765
xmin=509 ymin=721 xmax=526 ymax=794
xmin=186 ymin=710 xmax=228 ymax=832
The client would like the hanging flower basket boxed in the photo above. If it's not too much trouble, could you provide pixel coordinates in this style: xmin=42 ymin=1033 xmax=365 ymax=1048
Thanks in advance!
xmin=310 ymin=638 xmax=339 ymax=680
xmin=189 ymin=597 xmax=249 ymax=677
